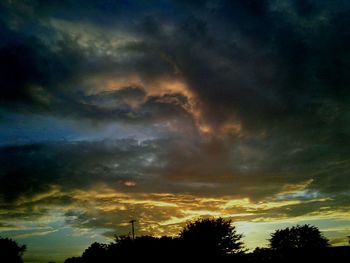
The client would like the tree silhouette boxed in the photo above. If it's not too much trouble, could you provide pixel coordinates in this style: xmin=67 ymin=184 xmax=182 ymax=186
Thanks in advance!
xmin=267 ymin=224 xmax=330 ymax=263
xmin=0 ymin=237 xmax=26 ymax=263
xmin=179 ymin=217 xmax=244 ymax=257
xmin=269 ymin=224 xmax=329 ymax=251
xmin=81 ymin=242 xmax=107 ymax=263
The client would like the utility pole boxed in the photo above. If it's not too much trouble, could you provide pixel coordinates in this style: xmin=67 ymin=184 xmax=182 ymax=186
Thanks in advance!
xmin=129 ymin=220 xmax=136 ymax=240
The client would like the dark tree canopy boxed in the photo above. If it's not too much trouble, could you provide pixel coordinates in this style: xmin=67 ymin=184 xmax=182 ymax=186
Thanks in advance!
xmin=179 ymin=217 xmax=244 ymax=255
xmin=269 ymin=224 xmax=329 ymax=251
xmin=81 ymin=242 xmax=108 ymax=263
xmin=0 ymin=237 xmax=26 ymax=263
xmin=60 ymin=221 xmax=350 ymax=263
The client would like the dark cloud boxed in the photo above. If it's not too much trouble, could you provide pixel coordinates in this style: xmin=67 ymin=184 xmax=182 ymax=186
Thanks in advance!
xmin=0 ymin=139 xmax=151 ymax=201
xmin=0 ymin=19 xmax=90 ymax=121
xmin=3 ymin=0 xmax=348 ymax=132
xmin=0 ymin=22 xmax=193 ymax=124
xmin=0 ymin=0 xmax=348 ymax=199
xmin=112 ymin=0 xmax=350 ymax=135
xmin=0 ymin=134 xmax=348 ymax=205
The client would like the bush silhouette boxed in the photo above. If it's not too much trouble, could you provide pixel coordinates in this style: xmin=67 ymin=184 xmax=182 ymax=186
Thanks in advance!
xmin=0 ymin=237 xmax=26 ymax=263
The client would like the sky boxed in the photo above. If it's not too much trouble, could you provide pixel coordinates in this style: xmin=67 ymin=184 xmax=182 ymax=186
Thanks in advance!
xmin=0 ymin=0 xmax=350 ymax=262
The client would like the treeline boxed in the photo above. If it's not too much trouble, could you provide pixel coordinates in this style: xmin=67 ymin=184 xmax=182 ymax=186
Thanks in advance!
xmin=63 ymin=218 xmax=349 ymax=263
xmin=1 ymin=218 xmax=349 ymax=263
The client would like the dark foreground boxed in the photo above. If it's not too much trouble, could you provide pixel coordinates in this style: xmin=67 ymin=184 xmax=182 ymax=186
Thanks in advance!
xmin=64 ymin=238 xmax=350 ymax=263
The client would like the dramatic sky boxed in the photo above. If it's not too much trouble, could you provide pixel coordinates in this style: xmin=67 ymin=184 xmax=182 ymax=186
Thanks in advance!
xmin=1 ymin=0 xmax=350 ymax=262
